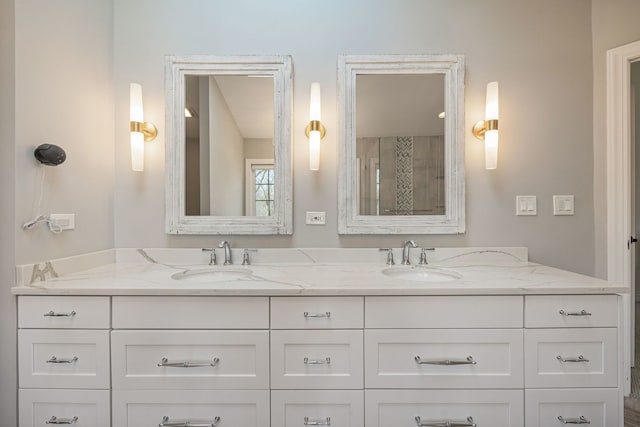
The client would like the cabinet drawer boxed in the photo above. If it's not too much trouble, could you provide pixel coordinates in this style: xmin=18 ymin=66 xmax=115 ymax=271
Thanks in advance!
xmin=112 ymin=390 xmax=269 ymax=427
xmin=525 ymin=295 xmax=618 ymax=328
xmin=524 ymin=328 xmax=617 ymax=388
xmin=271 ymin=330 xmax=363 ymax=389
xmin=19 ymin=389 xmax=110 ymax=427
xmin=525 ymin=389 xmax=619 ymax=427
xmin=365 ymin=296 xmax=523 ymax=328
xmin=271 ymin=390 xmax=364 ymax=427
xmin=365 ymin=329 xmax=523 ymax=389
xmin=365 ymin=389 xmax=524 ymax=427
xmin=271 ymin=297 xmax=364 ymax=329
xmin=111 ymin=330 xmax=269 ymax=389
xmin=112 ymin=296 xmax=269 ymax=329
xmin=18 ymin=329 xmax=110 ymax=389
xmin=18 ymin=296 xmax=110 ymax=329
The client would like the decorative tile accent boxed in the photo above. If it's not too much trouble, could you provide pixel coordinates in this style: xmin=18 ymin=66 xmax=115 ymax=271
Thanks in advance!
xmin=395 ymin=137 xmax=414 ymax=215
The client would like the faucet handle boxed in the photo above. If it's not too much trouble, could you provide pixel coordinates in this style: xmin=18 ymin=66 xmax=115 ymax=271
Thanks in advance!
xmin=242 ymin=249 xmax=258 ymax=266
xmin=419 ymin=248 xmax=434 ymax=265
xmin=202 ymin=248 xmax=217 ymax=265
xmin=379 ymin=248 xmax=395 ymax=265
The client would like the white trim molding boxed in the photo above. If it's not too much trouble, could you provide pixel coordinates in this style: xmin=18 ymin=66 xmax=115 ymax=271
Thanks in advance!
xmin=165 ymin=55 xmax=293 ymax=235
xmin=337 ymin=54 xmax=465 ymax=234
xmin=606 ymin=40 xmax=640 ymax=397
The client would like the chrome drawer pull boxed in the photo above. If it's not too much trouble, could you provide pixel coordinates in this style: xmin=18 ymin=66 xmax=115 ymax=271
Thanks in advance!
xmin=157 ymin=357 xmax=220 ymax=368
xmin=159 ymin=416 xmax=220 ymax=427
xmin=558 ymin=415 xmax=591 ymax=424
xmin=304 ymin=416 xmax=331 ymax=425
xmin=46 ymin=416 xmax=78 ymax=424
xmin=304 ymin=311 xmax=331 ymax=318
xmin=559 ymin=309 xmax=592 ymax=317
xmin=44 ymin=310 xmax=76 ymax=317
xmin=46 ymin=356 xmax=78 ymax=364
xmin=556 ymin=355 xmax=589 ymax=363
xmin=414 ymin=355 xmax=476 ymax=366
xmin=415 ymin=416 xmax=476 ymax=426
xmin=304 ymin=357 xmax=331 ymax=365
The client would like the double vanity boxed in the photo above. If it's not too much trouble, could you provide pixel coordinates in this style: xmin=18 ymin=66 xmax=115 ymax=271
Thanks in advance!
xmin=12 ymin=247 xmax=627 ymax=427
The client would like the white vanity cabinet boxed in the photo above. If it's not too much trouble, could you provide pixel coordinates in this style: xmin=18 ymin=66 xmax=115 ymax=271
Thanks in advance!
xmin=16 ymin=293 xmax=623 ymax=426
xmin=17 ymin=296 xmax=111 ymax=427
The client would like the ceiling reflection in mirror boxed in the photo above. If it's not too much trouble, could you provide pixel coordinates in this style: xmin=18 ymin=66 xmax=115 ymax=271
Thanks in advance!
xmin=356 ymin=74 xmax=445 ymax=216
xmin=184 ymin=74 xmax=275 ymax=217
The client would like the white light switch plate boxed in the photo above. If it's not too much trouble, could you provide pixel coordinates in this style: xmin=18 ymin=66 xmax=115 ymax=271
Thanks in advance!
xmin=553 ymin=195 xmax=575 ymax=215
xmin=306 ymin=211 xmax=326 ymax=225
xmin=516 ymin=196 xmax=537 ymax=216
xmin=49 ymin=213 xmax=75 ymax=230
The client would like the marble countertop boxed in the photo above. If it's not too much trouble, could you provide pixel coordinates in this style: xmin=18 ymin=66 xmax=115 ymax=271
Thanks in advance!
xmin=11 ymin=248 xmax=628 ymax=296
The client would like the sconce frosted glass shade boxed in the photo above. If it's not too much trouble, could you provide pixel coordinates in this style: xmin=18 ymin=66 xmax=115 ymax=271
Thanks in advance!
xmin=130 ymin=83 xmax=144 ymax=171
xmin=130 ymin=132 xmax=144 ymax=172
xmin=309 ymin=130 xmax=321 ymax=171
xmin=485 ymin=81 xmax=499 ymax=170
xmin=309 ymin=82 xmax=321 ymax=121
xmin=130 ymin=83 xmax=144 ymax=122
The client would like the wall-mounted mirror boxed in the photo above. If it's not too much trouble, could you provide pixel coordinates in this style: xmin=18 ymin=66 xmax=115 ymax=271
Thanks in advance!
xmin=338 ymin=54 xmax=465 ymax=234
xmin=165 ymin=55 xmax=292 ymax=234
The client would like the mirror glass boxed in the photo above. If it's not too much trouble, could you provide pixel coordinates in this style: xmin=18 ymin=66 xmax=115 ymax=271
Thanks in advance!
xmin=356 ymin=74 xmax=445 ymax=216
xmin=165 ymin=55 xmax=292 ymax=235
xmin=338 ymin=54 xmax=465 ymax=234
xmin=184 ymin=75 xmax=275 ymax=217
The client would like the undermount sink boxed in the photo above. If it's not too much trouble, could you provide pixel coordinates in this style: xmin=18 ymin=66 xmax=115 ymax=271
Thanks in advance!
xmin=382 ymin=266 xmax=462 ymax=282
xmin=171 ymin=267 xmax=253 ymax=283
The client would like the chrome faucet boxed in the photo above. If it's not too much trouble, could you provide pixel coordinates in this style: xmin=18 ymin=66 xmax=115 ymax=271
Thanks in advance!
xmin=401 ymin=240 xmax=417 ymax=265
xmin=219 ymin=240 xmax=232 ymax=265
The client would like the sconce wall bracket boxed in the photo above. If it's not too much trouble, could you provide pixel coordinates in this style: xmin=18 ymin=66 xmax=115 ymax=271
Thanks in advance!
xmin=130 ymin=121 xmax=158 ymax=142
xmin=472 ymin=119 xmax=498 ymax=140
xmin=305 ymin=120 xmax=326 ymax=139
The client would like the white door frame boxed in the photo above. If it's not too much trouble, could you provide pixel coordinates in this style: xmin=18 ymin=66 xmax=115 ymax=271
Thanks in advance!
xmin=606 ymin=39 xmax=640 ymax=396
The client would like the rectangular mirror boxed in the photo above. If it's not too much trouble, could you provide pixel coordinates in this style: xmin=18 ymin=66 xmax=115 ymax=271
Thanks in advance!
xmin=166 ymin=55 xmax=292 ymax=234
xmin=338 ymin=55 xmax=465 ymax=234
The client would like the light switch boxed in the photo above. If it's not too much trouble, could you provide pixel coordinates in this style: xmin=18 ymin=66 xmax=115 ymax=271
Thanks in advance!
xmin=306 ymin=211 xmax=326 ymax=225
xmin=553 ymin=195 xmax=574 ymax=215
xmin=516 ymin=196 xmax=537 ymax=216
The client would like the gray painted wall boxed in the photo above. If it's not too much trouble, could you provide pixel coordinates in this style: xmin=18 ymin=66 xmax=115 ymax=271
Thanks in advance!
xmin=114 ymin=0 xmax=595 ymax=275
xmin=1 ymin=0 xmax=16 ymax=423
xmin=591 ymin=0 xmax=640 ymax=278
xmin=14 ymin=0 xmax=115 ymax=265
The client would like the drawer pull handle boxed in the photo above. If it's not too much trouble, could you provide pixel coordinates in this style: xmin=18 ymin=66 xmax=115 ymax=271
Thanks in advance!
xmin=43 ymin=310 xmax=76 ymax=317
xmin=159 ymin=416 xmax=220 ymax=427
xmin=304 ymin=311 xmax=331 ymax=318
xmin=558 ymin=416 xmax=591 ymax=424
xmin=556 ymin=355 xmax=589 ymax=363
xmin=559 ymin=309 xmax=592 ymax=317
xmin=46 ymin=416 xmax=78 ymax=424
xmin=304 ymin=416 xmax=331 ymax=426
xmin=414 ymin=355 xmax=477 ymax=366
xmin=415 ymin=416 xmax=476 ymax=426
xmin=304 ymin=357 xmax=331 ymax=365
xmin=46 ymin=356 xmax=78 ymax=364
xmin=157 ymin=357 xmax=220 ymax=368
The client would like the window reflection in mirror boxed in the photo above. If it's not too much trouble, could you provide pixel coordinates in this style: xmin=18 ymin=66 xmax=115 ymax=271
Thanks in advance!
xmin=184 ymin=74 xmax=275 ymax=217
xmin=355 ymin=74 xmax=445 ymax=216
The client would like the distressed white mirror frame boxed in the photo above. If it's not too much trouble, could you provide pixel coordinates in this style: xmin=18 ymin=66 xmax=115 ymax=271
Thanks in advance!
xmin=165 ymin=55 xmax=293 ymax=235
xmin=337 ymin=54 xmax=465 ymax=234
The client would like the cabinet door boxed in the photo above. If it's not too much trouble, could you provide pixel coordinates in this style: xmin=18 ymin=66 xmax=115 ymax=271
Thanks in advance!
xmin=112 ymin=330 xmax=269 ymax=389
xmin=365 ymin=389 xmax=524 ymax=427
xmin=525 ymin=389 xmax=619 ymax=427
xmin=365 ymin=329 xmax=523 ymax=389
xmin=524 ymin=328 xmax=617 ymax=388
xmin=112 ymin=390 xmax=269 ymax=427
xmin=18 ymin=329 xmax=110 ymax=389
xmin=19 ymin=389 xmax=110 ymax=427
xmin=271 ymin=390 xmax=364 ymax=427
xmin=271 ymin=330 xmax=364 ymax=389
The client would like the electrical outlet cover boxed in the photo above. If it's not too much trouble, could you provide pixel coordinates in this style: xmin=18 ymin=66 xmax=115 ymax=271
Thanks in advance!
xmin=553 ymin=195 xmax=575 ymax=216
xmin=306 ymin=211 xmax=326 ymax=225
xmin=516 ymin=196 xmax=537 ymax=216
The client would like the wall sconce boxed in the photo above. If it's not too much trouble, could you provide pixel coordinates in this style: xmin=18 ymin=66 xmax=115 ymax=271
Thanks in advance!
xmin=129 ymin=83 xmax=157 ymax=172
xmin=472 ymin=81 xmax=499 ymax=170
xmin=305 ymin=82 xmax=326 ymax=171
